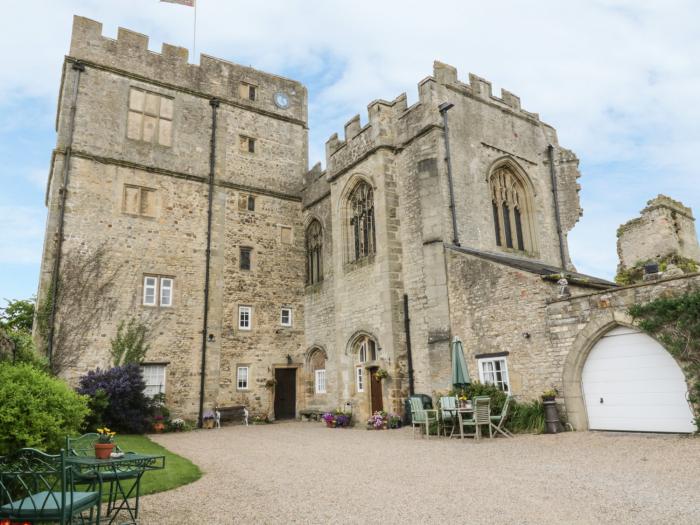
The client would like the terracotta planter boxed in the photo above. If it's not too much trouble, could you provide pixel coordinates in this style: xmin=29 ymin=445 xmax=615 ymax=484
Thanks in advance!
xmin=153 ymin=422 xmax=165 ymax=433
xmin=325 ymin=420 xmax=336 ymax=428
xmin=94 ymin=443 xmax=114 ymax=459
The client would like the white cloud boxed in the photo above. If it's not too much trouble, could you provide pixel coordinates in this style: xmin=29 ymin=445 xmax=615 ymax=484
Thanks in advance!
xmin=0 ymin=0 xmax=698 ymax=279
xmin=0 ymin=206 xmax=46 ymax=264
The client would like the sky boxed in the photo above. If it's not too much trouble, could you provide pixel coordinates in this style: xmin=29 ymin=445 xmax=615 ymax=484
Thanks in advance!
xmin=0 ymin=0 xmax=699 ymax=302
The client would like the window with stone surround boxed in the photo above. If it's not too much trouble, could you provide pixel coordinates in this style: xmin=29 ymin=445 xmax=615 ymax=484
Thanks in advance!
xmin=238 ymin=194 xmax=256 ymax=212
xmin=490 ymin=165 xmax=535 ymax=253
xmin=236 ymin=366 xmax=249 ymax=390
xmin=141 ymin=364 xmax=166 ymax=398
xmin=280 ymin=307 xmax=292 ymax=327
xmin=309 ymin=348 xmax=327 ymax=395
xmin=127 ymin=87 xmax=173 ymax=147
xmin=238 ymin=306 xmax=252 ymax=331
xmin=240 ymin=247 xmax=252 ymax=271
xmin=239 ymin=135 xmax=256 ymax=153
xmin=355 ymin=366 xmax=364 ymax=393
xmin=356 ymin=336 xmax=377 ymax=363
xmin=123 ymin=185 xmax=156 ymax=217
xmin=346 ymin=180 xmax=376 ymax=262
xmin=477 ymin=356 xmax=510 ymax=392
xmin=143 ymin=276 xmax=173 ymax=307
xmin=239 ymin=82 xmax=257 ymax=101
xmin=305 ymin=219 xmax=323 ymax=284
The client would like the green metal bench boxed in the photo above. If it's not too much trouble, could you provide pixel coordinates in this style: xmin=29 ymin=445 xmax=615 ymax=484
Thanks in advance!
xmin=0 ymin=448 xmax=101 ymax=524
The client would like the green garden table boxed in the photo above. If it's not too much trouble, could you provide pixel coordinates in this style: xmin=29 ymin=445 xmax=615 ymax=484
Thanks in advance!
xmin=66 ymin=452 xmax=165 ymax=525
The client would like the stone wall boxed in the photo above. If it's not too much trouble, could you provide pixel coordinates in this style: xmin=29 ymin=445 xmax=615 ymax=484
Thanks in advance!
xmin=617 ymin=194 xmax=700 ymax=271
xmin=549 ymin=273 xmax=700 ymax=429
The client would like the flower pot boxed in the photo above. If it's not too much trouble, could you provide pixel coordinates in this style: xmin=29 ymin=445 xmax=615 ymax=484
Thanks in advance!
xmin=153 ymin=422 xmax=165 ymax=433
xmin=203 ymin=419 xmax=215 ymax=429
xmin=94 ymin=443 xmax=114 ymax=459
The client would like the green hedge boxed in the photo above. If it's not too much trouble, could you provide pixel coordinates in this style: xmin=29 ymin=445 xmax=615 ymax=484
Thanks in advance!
xmin=0 ymin=362 xmax=89 ymax=454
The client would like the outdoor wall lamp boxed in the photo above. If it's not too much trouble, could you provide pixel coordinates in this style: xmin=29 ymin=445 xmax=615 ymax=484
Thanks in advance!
xmin=208 ymin=333 xmax=215 ymax=343
xmin=523 ymin=332 xmax=531 ymax=339
xmin=286 ymin=354 xmax=293 ymax=365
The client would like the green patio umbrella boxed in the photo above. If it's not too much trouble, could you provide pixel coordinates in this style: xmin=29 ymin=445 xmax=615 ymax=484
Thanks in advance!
xmin=451 ymin=337 xmax=471 ymax=389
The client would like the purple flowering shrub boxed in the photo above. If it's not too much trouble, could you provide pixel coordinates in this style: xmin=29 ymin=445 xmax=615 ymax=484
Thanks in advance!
xmin=78 ymin=364 xmax=151 ymax=434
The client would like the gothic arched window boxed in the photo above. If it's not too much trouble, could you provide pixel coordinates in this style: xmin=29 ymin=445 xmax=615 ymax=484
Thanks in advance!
xmin=305 ymin=219 xmax=323 ymax=284
xmin=347 ymin=181 xmax=376 ymax=262
xmin=490 ymin=166 xmax=535 ymax=253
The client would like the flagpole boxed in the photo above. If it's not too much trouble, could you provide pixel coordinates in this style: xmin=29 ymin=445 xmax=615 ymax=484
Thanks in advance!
xmin=193 ymin=1 xmax=197 ymax=61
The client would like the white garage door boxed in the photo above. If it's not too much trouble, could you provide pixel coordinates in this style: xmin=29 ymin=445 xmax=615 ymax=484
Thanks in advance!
xmin=582 ymin=326 xmax=695 ymax=433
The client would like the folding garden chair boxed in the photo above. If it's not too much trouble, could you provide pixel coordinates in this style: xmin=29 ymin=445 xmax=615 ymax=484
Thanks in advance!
xmin=490 ymin=395 xmax=514 ymax=437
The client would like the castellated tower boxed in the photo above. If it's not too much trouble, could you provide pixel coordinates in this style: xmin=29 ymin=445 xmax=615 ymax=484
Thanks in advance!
xmin=36 ymin=16 xmax=308 ymax=419
xmin=617 ymin=195 xmax=700 ymax=275
xmin=302 ymin=61 xmax=585 ymax=420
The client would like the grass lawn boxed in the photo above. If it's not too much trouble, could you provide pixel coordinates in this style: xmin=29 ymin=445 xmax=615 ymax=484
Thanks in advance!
xmin=113 ymin=434 xmax=201 ymax=497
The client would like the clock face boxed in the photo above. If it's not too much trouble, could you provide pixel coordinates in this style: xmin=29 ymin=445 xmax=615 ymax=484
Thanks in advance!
xmin=274 ymin=92 xmax=289 ymax=109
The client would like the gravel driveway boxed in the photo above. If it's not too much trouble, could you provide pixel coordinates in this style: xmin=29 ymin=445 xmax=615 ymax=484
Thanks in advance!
xmin=138 ymin=422 xmax=699 ymax=524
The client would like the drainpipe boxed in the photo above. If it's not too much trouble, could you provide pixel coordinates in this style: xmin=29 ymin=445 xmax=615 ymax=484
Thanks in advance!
xmin=547 ymin=144 xmax=567 ymax=269
xmin=47 ymin=61 xmax=85 ymax=371
xmin=438 ymin=102 xmax=460 ymax=247
xmin=403 ymin=294 xmax=415 ymax=396
xmin=198 ymin=98 xmax=219 ymax=428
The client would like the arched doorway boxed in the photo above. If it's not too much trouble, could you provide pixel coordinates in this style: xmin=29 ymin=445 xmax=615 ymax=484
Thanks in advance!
xmin=351 ymin=334 xmax=382 ymax=413
xmin=582 ymin=326 xmax=695 ymax=433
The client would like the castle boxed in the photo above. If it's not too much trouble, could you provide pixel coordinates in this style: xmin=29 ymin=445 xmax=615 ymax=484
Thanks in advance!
xmin=36 ymin=16 xmax=700 ymax=432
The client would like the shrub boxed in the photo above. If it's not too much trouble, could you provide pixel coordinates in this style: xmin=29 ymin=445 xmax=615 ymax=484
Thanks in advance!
xmin=0 ymin=362 xmax=89 ymax=454
xmin=77 ymin=364 xmax=151 ymax=434
xmin=508 ymin=400 xmax=545 ymax=434
xmin=453 ymin=382 xmax=507 ymax=414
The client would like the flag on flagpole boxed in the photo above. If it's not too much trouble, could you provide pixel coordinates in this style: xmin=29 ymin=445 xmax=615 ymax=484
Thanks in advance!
xmin=161 ymin=0 xmax=195 ymax=6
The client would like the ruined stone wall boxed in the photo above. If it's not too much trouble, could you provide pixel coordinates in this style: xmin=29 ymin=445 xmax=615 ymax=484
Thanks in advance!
xmin=617 ymin=195 xmax=700 ymax=271
xmin=548 ymin=273 xmax=700 ymax=429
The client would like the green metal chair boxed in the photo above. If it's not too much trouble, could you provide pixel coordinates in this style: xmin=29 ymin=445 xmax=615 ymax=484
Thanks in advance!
xmin=438 ymin=396 xmax=458 ymax=437
xmin=0 ymin=448 xmax=101 ymax=524
xmin=66 ymin=433 xmax=138 ymax=515
xmin=490 ymin=395 xmax=514 ymax=438
xmin=409 ymin=397 xmax=440 ymax=439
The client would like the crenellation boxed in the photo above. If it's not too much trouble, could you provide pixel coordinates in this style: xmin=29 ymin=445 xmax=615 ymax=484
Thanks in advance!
xmin=468 ymin=73 xmax=493 ymax=98
xmin=343 ymin=114 xmax=362 ymax=141
xmin=433 ymin=61 xmax=458 ymax=85
xmin=67 ymin=16 xmax=306 ymax=124
xmin=501 ymin=89 xmax=521 ymax=111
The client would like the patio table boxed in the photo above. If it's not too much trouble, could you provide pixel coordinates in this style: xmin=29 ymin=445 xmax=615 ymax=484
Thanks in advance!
xmin=66 ymin=452 xmax=165 ymax=525
xmin=455 ymin=405 xmax=475 ymax=439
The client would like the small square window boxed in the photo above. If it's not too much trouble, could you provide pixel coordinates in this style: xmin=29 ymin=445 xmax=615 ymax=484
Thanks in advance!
xmin=238 ymin=306 xmax=252 ymax=331
xmin=237 ymin=366 xmax=249 ymax=390
xmin=240 ymin=136 xmax=256 ymax=154
xmin=280 ymin=308 xmax=292 ymax=327
xmin=123 ymin=185 xmax=156 ymax=217
xmin=143 ymin=276 xmax=174 ymax=307
xmin=239 ymin=82 xmax=257 ymax=101
xmin=240 ymin=247 xmax=252 ymax=271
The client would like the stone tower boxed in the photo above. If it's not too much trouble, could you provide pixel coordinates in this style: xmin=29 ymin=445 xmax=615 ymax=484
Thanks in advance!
xmin=617 ymin=195 xmax=700 ymax=274
xmin=36 ymin=16 xmax=308 ymax=419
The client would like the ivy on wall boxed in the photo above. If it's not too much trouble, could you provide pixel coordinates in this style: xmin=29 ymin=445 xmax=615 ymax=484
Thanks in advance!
xmin=629 ymin=290 xmax=700 ymax=430
xmin=616 ymin=253 xmax=698 ymax=285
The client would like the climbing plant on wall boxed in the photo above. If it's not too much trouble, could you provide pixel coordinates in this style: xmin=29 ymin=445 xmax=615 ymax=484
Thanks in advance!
xmin=629 ymin=289 xmax=700 ymax=430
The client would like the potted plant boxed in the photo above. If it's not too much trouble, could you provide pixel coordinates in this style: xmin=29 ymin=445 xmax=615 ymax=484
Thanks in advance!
xmin=322 ymin=412 xmax=336 ymax=428
xmin=366 ymin=411 xmax=387 ymax=430
xmin=169 ymin=417 xmax=185 ymax=432
xmin=202 ymin=410 xmax=216 ymax=429
xmin=373 ymin=368 xmax=389 ymax=381
xmin=541 ymin=388 xmax=557 ymax=402
xmin=387 ymin=413 xmax=402 ymax=429
xmin=95 ymin=427 xmax=116 ymax=459
xmin=335 ymin=414 xmax=351 ymax=428
xmin=152 ymin=414 xmax=165 ymax=433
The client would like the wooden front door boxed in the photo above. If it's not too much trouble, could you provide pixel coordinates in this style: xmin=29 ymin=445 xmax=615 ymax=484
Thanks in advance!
xmin=369 ymin=368 xmax=383 ymax=413
xmin=274 ymin=368 xmax=296 ymax=420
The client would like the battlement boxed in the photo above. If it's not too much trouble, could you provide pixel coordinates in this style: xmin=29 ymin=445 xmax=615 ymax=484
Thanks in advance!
xmin=68 ymin=16 xmax=307 ymax=124
xmin=323 ymin=61 xmax=542 ymax=173
xmin=642 ymin=194 xmax=695 ymax=219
